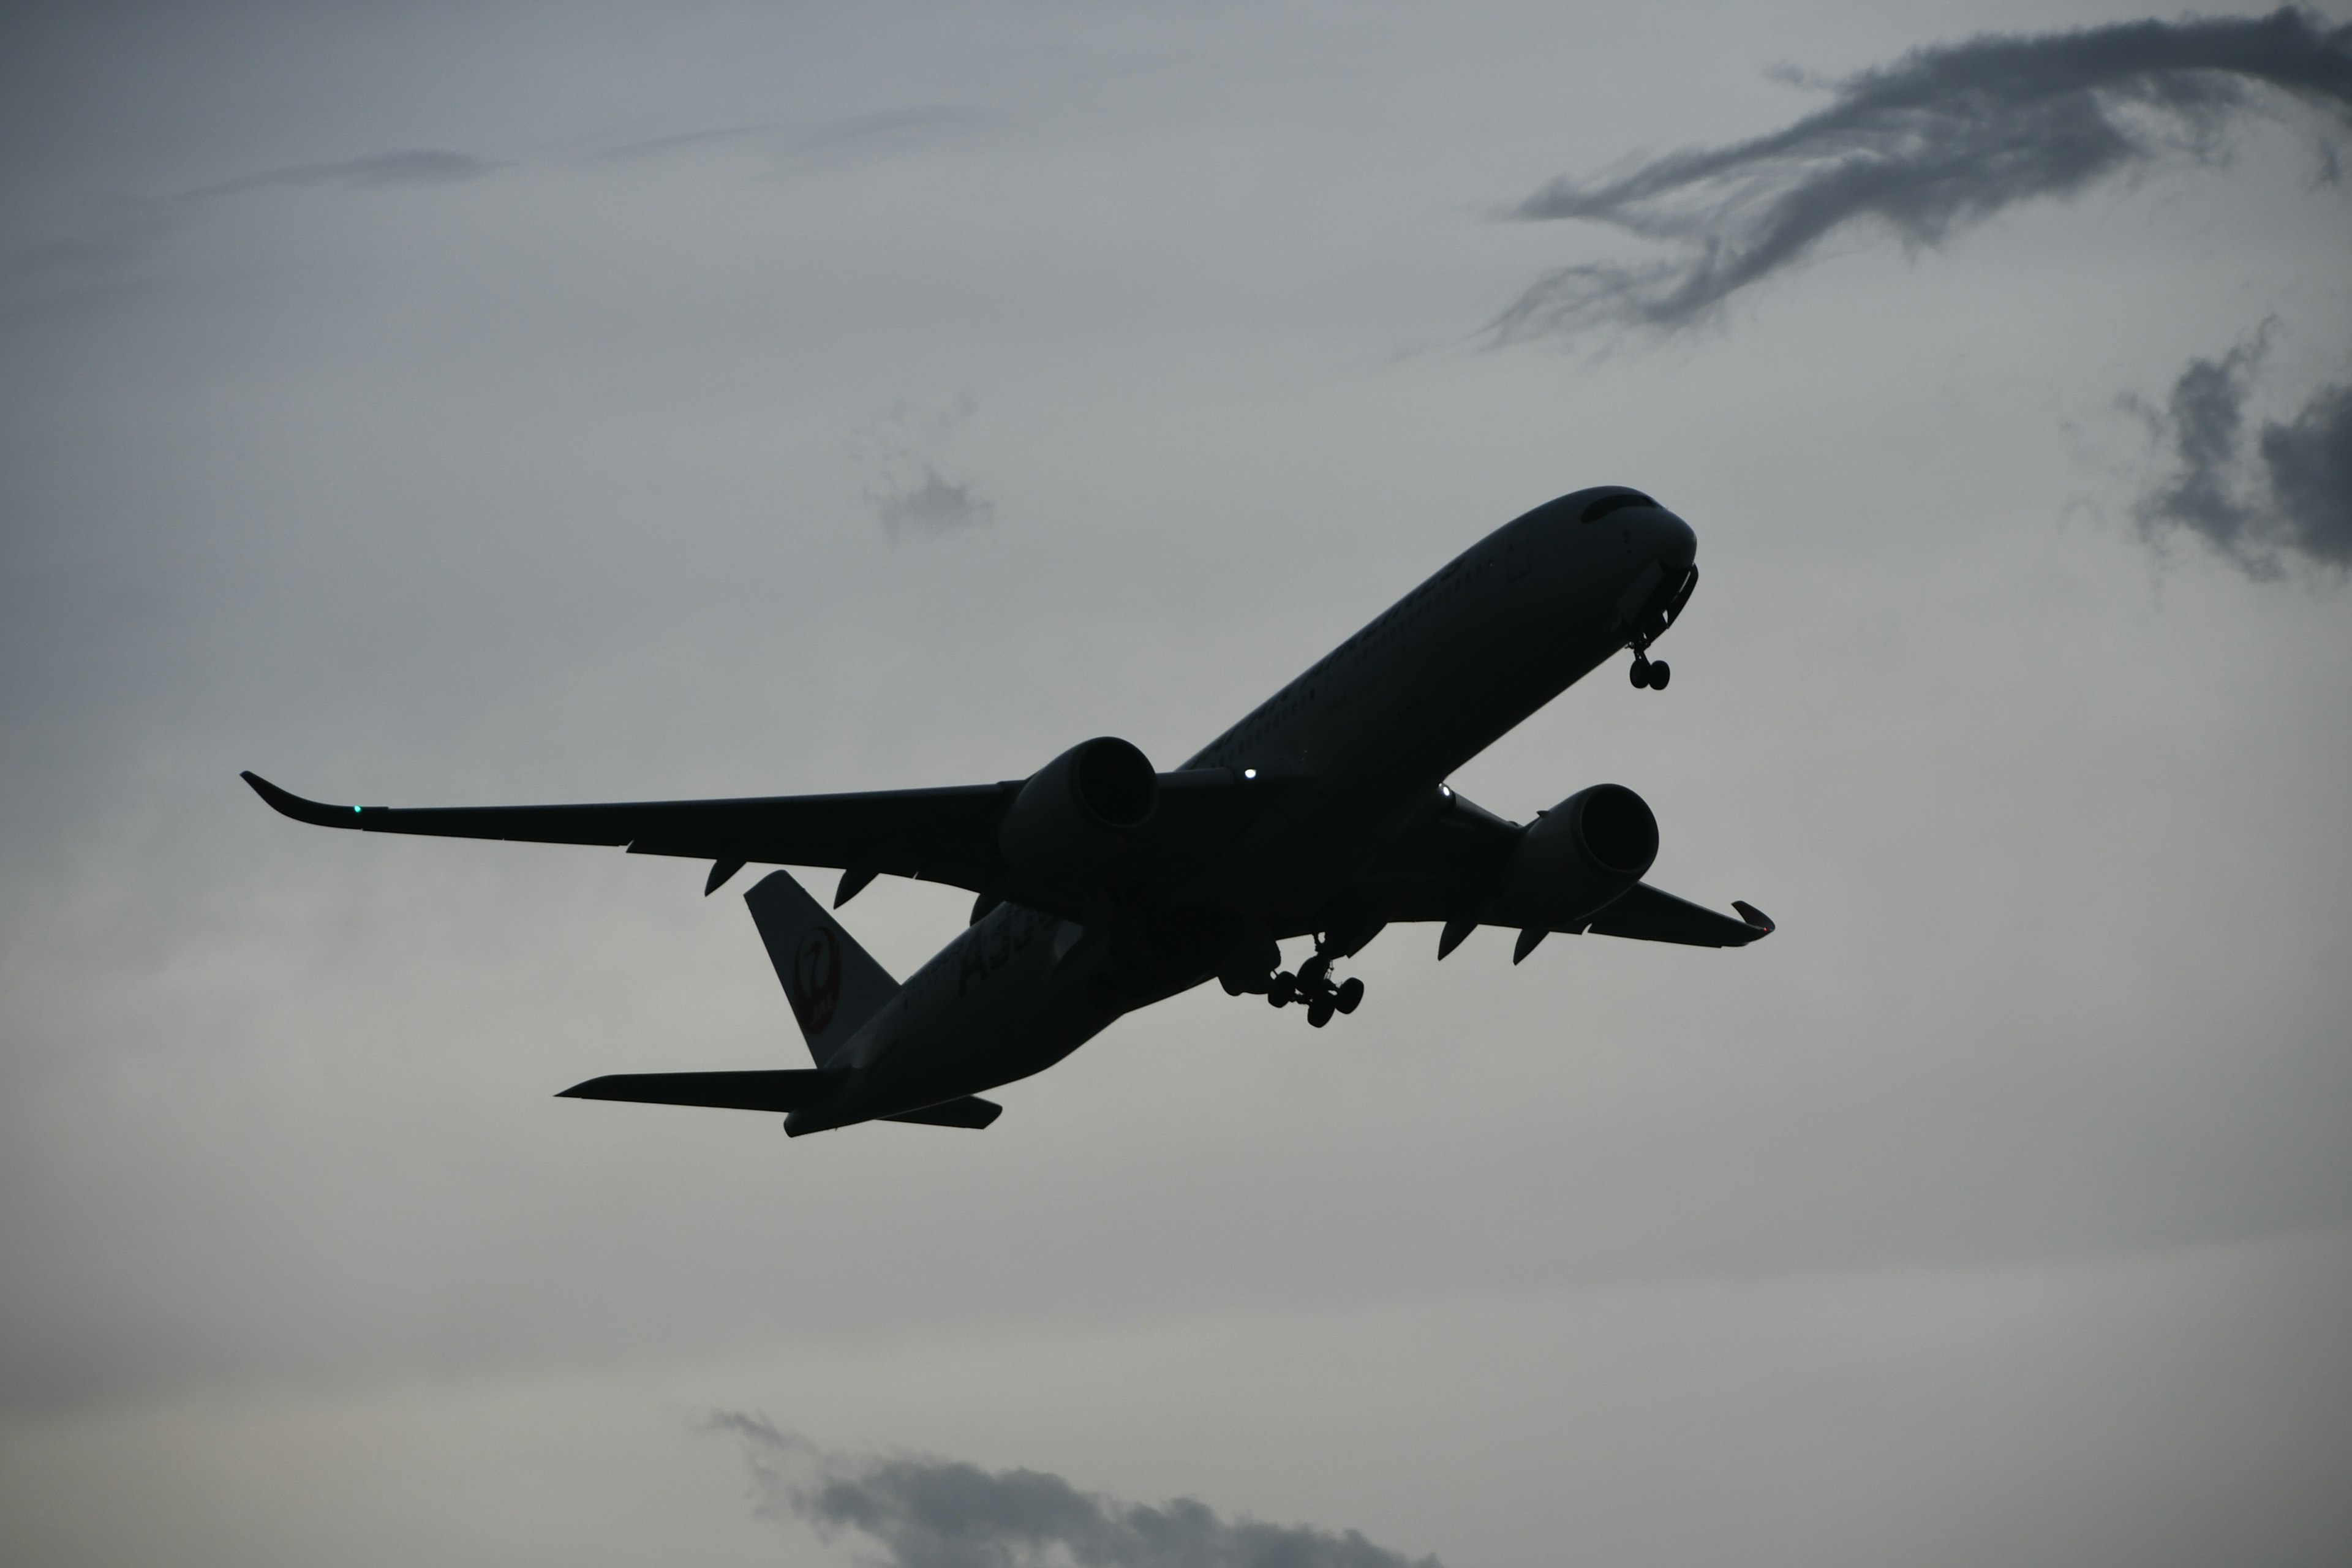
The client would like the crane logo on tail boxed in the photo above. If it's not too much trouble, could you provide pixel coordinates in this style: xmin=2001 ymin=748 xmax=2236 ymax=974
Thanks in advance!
xmin=786 ymin=927 xmax=842 ymax=1034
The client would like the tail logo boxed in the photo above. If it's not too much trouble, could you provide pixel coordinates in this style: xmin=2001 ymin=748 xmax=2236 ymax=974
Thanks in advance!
xmin=786 ymin=927 xmax=842 ymax=1035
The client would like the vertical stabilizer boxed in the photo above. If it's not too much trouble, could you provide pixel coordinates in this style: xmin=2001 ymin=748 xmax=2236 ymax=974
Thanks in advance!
xmin=744 ymin=870 xmax=900 ymax=1066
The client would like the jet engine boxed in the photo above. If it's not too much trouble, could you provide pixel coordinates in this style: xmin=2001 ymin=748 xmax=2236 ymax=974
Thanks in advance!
xmin=997 ymin=736 xmax=1158 ymax=881
xmin=1504 ymin=783 xmax=1658 ymax=927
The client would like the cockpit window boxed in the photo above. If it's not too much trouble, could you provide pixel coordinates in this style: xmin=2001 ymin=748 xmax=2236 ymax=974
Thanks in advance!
xmin=1580 ymin=491 xmax=1657 ymax=524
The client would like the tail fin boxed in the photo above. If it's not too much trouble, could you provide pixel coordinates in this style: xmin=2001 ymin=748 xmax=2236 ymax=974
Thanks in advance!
xmin=744 ymin=870 xmax=899 ymax=1066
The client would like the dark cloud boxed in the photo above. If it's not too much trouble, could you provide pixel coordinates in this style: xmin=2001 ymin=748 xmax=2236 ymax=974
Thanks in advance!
xmin=876 ymin=469 xmax=995 ymax=537
xmin=851 ymin=397 xmax=997 ymax=539
xmin=2132 ymin=332 xmax=2352 ymax=575
xmin=2259 ymin=380 xmax=2352 ymax=564
xmin=709 ymin=1415 xmax=1442 ymax=1568
xmin=1493 ymin=8 xmax=2352 ymax=339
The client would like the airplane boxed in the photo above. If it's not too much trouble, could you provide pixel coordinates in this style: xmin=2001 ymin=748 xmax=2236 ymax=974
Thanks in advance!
xmin=244 ymin=485 xmax=1771 ymax=1136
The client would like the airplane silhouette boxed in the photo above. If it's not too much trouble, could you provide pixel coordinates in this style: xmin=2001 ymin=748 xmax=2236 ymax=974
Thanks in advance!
xmin=246 ymin=486 xmax=1770 ymax=1134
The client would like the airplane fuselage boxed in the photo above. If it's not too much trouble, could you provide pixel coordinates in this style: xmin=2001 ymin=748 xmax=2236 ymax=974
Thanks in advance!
xmin=796 ymin=489 xmax=1699 ymax=1132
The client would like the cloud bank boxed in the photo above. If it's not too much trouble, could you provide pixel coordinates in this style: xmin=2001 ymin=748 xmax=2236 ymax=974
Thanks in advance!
xmin=710 ymin=1416 xmax=1442 ymax=1568
xmin=1493 ymin=7 xmax=2352 ymax=339
xmin=2130 ymin=331 xmax=2352 ymax=575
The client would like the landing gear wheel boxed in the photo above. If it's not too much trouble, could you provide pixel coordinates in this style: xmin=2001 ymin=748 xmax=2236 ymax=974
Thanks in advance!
xmin=1268 ymin=971 xmax=1297 ymax=1008
xmin=1629 ymin=658 xmax=1651 ymax=688
xmin=1648 ymin=659 xmax=1670 ymax=690
xmin=1335 ymin=977 xmax=1365 ymax=1014
xmin=1308 ymin=998 xmax=1335 ymax=1028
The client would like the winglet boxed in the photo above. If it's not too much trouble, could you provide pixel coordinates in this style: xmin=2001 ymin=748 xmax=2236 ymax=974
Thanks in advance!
xmin=1731 ymin=900 xmax=1775 ymax=937
xmin=241 ymin=771 xmax=364 ymax=828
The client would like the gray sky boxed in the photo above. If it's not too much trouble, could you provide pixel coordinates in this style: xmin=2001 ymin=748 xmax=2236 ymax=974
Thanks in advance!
xmin=2 ymin=3 xmax=2347 ymax=1566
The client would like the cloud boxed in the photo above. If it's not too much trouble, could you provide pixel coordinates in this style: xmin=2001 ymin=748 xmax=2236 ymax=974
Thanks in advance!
xmin=783 ymin=107 xmax=991 ymax=167
xmin=2260 ymin=382 xmax=2352 ymax=563
xmin=850 ymin=397 xmax=998 ymax=539
xmin=1492 ymin=7 xmax=2352 ymax=340
xmin=0 ymin=197 xmax=179 ymax=292
xmin=198 ymin=149 xmax=500 ymax=196
xmin=587 ymin=107 xmax=988 ymax=168
xmin=875 ymin=469 xmax=995 ymax=538
xmin=4 ymin=151 xmax=498 ymax=301
xmin=708 ymin=1415 xmax=1443 ymax=1568
xmin=584 ymin=126 xmax=778 ymax=165
xmin=2130 ymin=331 xmax=2352 ymax=575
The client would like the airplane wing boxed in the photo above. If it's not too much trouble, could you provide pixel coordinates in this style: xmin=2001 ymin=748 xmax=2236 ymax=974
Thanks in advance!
xmin=241 ymin=767 xmax=1245 ymax=911
xmin=1583 ymin=883 xmax=1774 ymax=947
xmin=1362 ymin=788 xmax=1772 ymax=949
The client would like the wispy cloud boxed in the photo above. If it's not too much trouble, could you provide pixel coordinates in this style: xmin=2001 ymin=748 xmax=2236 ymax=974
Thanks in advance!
xmin=785 ymin=107 xmax=990 ymax=167
xmin=709 ymin=1415 xmax=1442 ymax=1568
xmin=2129 ymin=330 xmax=2352 ymax=576
xmin=4 ymin=150 xmax=499 ymax=300
xmin=586 ymin=107 xmax=990 ymax=169
xmin=584 ymin=125 xmax=778 ymax=165
xmin=196 ymin=149 xmax=500 ymax=197
xmin=850 ymin=396 xmax=997 ymax=540
xmin=1492 ymin=8 xmax=2352 ymax=341
xmin=1 ymin=197 xmax=179 ymax=292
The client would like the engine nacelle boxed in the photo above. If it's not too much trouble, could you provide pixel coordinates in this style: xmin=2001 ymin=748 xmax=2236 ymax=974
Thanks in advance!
xmin=1504 ymin=783 xmax=1659 ymax=927
xmin=997 ymin=736 xmax=1158 ymax=881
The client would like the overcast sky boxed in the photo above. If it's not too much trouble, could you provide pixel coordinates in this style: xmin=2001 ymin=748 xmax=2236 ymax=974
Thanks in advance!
xmin=2 ymin=3 xmax=2348 ymax=1566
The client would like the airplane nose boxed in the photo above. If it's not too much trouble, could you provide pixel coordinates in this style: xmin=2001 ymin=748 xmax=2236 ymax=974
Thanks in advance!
xmin=1646 ymin=510 xmax=1697 ymax=572
xmin=1608 ymin=507 xmax=1699 ymax=634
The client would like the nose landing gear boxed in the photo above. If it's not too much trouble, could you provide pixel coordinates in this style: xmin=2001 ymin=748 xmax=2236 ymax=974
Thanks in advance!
xmin=1625 ymin=563 xmax=1696 ymax=692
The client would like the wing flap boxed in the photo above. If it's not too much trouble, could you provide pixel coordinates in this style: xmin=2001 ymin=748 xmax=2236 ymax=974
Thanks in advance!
xmin=882 ymin=1096 xmax=1003 ymax=1129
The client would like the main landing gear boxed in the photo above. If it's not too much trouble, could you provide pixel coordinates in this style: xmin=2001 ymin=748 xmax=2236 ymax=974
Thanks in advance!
xmin=1265 ymin=946 xmax=1365 ymax=1028
xmin=1221 ymin=928 xmax=1376 ymax=1028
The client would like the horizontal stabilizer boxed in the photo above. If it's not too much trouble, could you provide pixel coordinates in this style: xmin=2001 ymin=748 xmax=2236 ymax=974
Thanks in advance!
xmin=883 ymin=1096 xmax=1002 ymax=1129
xmin=557 ymin=1069 xmax=835 ymax=1113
